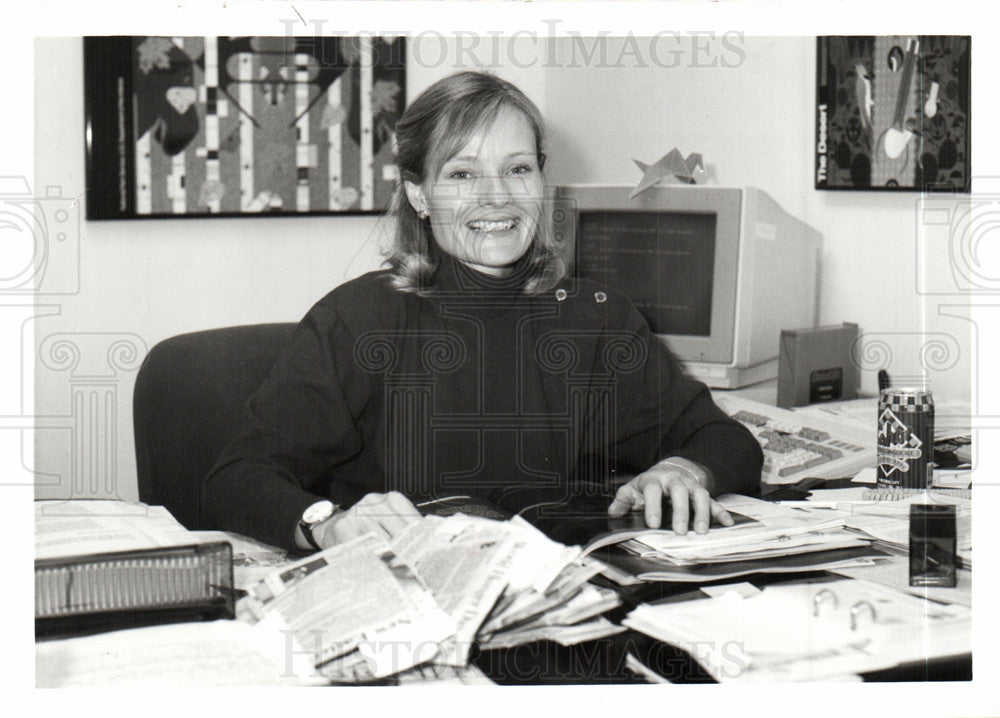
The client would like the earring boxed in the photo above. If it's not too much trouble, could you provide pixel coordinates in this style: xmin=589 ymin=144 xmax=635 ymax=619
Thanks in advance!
xmin=418 ymin=209 xmax=429 ymax=219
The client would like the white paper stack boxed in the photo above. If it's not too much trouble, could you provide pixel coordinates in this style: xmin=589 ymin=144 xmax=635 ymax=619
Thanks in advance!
xmin=623 ymin=579 xmax=971 ymax=682
xmin=584 ymin=495 xmax=889 ymax=582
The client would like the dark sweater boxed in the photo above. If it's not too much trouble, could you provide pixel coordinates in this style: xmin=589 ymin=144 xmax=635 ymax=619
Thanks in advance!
xmin=202 ymin=256 xmax=763 ymax=548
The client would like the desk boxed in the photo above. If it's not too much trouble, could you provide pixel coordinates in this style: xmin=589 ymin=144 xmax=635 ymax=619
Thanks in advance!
xmin=717 ymin=378 xmax=779 ymax=405
xmin=35 ymin=496 xmax=973 ymax=686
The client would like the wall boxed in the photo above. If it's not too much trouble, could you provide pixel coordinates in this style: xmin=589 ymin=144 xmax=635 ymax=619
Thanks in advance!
xmin=32 ymin=35 xmax=970 ymax=502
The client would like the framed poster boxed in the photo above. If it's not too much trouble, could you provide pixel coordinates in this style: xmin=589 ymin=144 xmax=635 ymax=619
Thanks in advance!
xmin=815 ymin=36 xmax=970 ymax=191
xmin=84 ymin=36 xmax=406 ymax=219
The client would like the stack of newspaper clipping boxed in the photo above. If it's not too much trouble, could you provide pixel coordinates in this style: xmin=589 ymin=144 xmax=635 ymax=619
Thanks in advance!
xmin=237 ymin=513 xmax=623 ymax=683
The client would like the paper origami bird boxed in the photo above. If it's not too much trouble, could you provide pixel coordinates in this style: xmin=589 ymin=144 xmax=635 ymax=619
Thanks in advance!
xmin=630 ymin=149 xmax=705 ymax=198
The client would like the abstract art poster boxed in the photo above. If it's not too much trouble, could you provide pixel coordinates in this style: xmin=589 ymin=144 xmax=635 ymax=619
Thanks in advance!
xmin=84 ymin=36 xmax=406 ymax=219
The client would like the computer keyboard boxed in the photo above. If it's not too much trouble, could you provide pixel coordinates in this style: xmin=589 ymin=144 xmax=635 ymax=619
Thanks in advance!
xmin=713 ymin=394 xmax=876 ymax=486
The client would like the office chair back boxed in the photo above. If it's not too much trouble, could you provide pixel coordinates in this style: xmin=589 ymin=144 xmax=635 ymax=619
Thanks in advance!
xmin=133 ymin=323 xmax=296 ymax=529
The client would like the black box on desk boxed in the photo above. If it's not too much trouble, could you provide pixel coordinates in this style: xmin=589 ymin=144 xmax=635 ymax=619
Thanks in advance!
xmin=777 ymin=323 xmax=859 ymax=409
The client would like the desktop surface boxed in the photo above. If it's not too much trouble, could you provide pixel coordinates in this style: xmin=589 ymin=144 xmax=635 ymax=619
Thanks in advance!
xmin=34 ymin=492 xmax=972 ymax=686
xmin=716 ymin=378 xmax=778 ymax=405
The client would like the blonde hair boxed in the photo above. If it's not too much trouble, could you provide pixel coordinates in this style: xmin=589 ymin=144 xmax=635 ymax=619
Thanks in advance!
xmin=387 ymin=71 xmax=565 ymax=294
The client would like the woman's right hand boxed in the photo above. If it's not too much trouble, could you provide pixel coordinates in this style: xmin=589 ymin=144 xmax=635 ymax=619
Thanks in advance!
xmin=315 ymin=491 xmax=423 ymax=548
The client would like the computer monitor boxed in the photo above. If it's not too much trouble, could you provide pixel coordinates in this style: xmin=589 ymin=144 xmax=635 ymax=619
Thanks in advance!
xmin=553 ymin=185 xmax=823 ymax=389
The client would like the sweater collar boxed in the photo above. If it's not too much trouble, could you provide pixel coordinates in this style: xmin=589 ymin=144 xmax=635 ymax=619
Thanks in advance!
xmin=430 ymin=250 xmax=532 ymax=297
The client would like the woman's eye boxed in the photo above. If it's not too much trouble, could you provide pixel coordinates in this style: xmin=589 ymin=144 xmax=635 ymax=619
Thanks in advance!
xmin=509 ymin=164 xmax=533 ymax=175
xmin=448 ymin=170 xmax=473 ymax=180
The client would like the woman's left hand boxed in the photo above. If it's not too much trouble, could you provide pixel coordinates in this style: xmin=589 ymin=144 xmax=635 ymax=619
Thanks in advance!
xmin=607 ymin=459 xmax=734 ymax=534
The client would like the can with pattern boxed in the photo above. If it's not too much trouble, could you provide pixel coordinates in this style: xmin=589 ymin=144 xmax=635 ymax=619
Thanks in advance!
xmin=877 ymin=387 xmax=935 ymax=489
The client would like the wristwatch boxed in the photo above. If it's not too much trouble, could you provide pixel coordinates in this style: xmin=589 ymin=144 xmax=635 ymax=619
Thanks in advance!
xmin=298 ymin=500 xmax=338 ymax=551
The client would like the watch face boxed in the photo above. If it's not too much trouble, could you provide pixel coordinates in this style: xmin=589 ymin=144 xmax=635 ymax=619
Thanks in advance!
xmin=302 ymin=500 xmax=334 ymax=525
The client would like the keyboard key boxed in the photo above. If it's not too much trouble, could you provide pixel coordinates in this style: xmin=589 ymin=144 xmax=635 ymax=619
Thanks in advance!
xmin=732 ymin=410 xmax=769 ymax=426
xmin=799 ymin=427 xmax=831 ymax=442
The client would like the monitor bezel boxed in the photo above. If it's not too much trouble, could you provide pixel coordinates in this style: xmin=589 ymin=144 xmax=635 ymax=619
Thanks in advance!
xmin=552 ymin=184 xmax=742 ymax=365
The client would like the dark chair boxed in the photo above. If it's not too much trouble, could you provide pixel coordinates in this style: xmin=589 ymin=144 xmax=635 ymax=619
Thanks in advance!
xmin=133 ymin=323 xmax=296 ymax=529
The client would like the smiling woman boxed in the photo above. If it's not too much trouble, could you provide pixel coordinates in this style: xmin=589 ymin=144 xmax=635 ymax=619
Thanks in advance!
xmin=405 ymin=107 xmax=543 ymax=278
xmin=201 ymin=70 xmax=763 ymax=553
xmin=388 ymin=71 xmax=561 ymax=294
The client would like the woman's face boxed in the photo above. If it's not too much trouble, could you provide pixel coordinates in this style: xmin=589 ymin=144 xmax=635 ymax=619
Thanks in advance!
xmin=406 ymin=107 xmax=543 ymax=277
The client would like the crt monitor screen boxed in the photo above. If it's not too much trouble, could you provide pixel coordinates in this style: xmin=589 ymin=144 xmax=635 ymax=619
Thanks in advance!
xmin=574 ymin=210 xmax=717 ymax=337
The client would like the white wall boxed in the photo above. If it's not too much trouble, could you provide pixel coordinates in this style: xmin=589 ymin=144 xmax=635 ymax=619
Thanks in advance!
xmin=32 ymin=35 xmax=970 ymax=502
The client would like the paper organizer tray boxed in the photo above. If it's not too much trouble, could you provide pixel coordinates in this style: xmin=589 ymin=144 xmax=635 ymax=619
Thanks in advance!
xmin=35 ymin=542 xmax=235 ymax=639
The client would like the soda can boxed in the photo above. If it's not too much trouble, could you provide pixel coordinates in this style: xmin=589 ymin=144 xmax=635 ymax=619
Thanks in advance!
xmin=877 ymin=387 xmax=935 ymax=489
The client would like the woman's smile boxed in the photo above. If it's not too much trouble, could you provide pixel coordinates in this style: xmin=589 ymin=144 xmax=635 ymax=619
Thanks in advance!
xmin=467 ymin=217 xmax=519 ymax=233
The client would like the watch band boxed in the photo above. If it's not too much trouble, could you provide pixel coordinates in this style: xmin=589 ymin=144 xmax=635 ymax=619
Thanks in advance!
xmin=298 ymin=501 xmax=338 ymax=551
xmin=299 ymin=520 xmax=324 ymax=551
